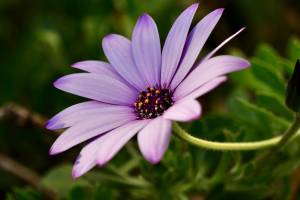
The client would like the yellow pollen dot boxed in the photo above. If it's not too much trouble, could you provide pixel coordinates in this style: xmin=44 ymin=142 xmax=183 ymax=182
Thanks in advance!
xmin=145 ymin=109 xmax=149 ymax=113
xmin=146 ymin=93 xmax=151 ymax=97
xmin=144 ymin=99 xmax=149 ymax=104
xmin=138 ymin=102 xmax=143 ymax=107
xmin=155 ymin=99 xmax=159 ymax=104
xmin=150 ymin=87 xmax=154 ymax=91
xmin=134 ymin=102 xmax=137 ymax=107
xmin=155 ymin=90 xmax=160 ymax=94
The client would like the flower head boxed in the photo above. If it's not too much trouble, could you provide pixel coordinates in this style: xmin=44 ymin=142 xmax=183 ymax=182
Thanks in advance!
xmin=46 ymin=4 xmax=250 ymax=178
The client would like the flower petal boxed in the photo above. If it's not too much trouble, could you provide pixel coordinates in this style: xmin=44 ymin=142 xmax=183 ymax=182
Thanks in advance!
xmin=174 ymin=56 xmax=250 ymax=99
xmin=46 ymin=101 xmax=133 ymax=130
xmin=49 ymin=112 xmax=136 ymax=155
xmin=170 ymin=8 xmax=224 ymax=90
xmin=72 ymin=139 xmax=102 ymax=178
xmin=54 ymin=73 xmax=137 ymax=105
xmin=132 ymin=14 xmax=161 ymax=86
xmin=201 ymin=27 xmax=245 ymax=63
xmin=72 ymin=120 xmax=148 ymax=178
xmin=102 ymin=34 xmax=145 ymax=90
xmin=71 ymin=60 xmax=123 ymax=81
xmin=160 ymin=3 xmax=198 ymax=87
xmin=137 ymin=117 xmax=172 ymax=164
xmin=163 ymin=99 xmax=201 ymax=122
xmin=97 ymin=120 xmax=150 ymax=166
xmin=174 ymin=76 xmax=227 ymax=101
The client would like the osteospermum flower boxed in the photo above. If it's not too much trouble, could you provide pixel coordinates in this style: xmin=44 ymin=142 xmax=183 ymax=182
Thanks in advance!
xmin=46 ymin=4 xmax=250 ymax=178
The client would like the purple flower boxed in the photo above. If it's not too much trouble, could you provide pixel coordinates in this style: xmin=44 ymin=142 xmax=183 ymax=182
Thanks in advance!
xmin=46 ymin=4 xmax=250 ymax=178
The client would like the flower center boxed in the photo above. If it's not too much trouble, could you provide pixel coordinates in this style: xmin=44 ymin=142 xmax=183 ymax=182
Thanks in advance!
xmin=134 ymin=87 xmax=173 ymax=119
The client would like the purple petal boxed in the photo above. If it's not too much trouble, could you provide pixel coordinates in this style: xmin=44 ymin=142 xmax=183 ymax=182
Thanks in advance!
xmin=96 ymin=120 xmax=150 ymax=166
xmin=174 ymin=56 xmax=250 ymax=99
xmin=201 ymin=27 xmax=245 ymax=63
xmin=46 ymin=101 xmax=133 ymax=130
xmin=160 ymin=3 xmax=198 ymax=87
xmin=175 ymin=76 xmax=227 ymax=101
xmin=137 ymin=117 xmax=172 ymax=164
xmin=102 ymin=34 xmax=145 ymax=90
xmin=54 ymin=73 xmax=137 ymax=105
xmin=170 ymin=8 xmax=224 ymax=90
xmin=72 ymin=120 xmax=148 ymax=178
xmin=71 ymin=61 xmax=124 ymax=82
xmin=163 ymin=99 xmax=201 ymax=122
xmin=49 ymin=112 xmax=136 ymax=155
xmin=132 ymin=14 xmax=161 ymax=86
xmin=72 ymin=139 xmax=101 ymax=178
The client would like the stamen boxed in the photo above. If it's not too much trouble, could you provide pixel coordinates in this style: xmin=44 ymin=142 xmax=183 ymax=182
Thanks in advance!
xmin=134 ymin=87 xmax=173 ymax=119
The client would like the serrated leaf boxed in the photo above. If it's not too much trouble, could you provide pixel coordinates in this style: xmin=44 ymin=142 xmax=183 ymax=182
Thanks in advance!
xmin=287 ymin=37 xmax=300 ymax=62
xmin=255 ymin=44 xmax=293 ymax=75
xmin=251 ymin=58 xmax=285 ymax=96
xmin=229 ymin=97 xmax=289 ymax=134
xmin=256 ymin=92 xmax=293 ymax=121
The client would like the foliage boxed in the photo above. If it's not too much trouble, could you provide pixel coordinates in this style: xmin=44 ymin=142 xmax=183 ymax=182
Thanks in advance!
xmin=1 ymin=0 xmax=300 ymax=199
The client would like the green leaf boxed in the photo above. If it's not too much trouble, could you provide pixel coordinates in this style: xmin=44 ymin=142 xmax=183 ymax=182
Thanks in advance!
xmin=256 ymin=92 xmax=293 ymax=121
xmin=92 ymin=185 xmax=114 ymax=200
xmin=251 ymin=58 xmax=285 ymax=96
xmin=255 ymin=44 xmax=293 ymax=75
xmin=229 ymin=97 xmax=289 ymax=135
xmin=287 ymin=37 xmax=300 ymax=62
xmin=41 ymin=164 xmax=89 ymax=198
xmin=5 ymin=187 xmax=42 ymax=200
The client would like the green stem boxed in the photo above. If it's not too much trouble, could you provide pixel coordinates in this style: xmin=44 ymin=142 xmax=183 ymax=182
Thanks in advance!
xmin=276 ymin=114 xmax=300 ymax=149
xmin=173 ymin=117 xmax=300 ymax=151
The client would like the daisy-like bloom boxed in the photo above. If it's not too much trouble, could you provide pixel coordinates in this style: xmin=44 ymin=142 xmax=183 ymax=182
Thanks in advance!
xmin=46 ymin=3 xmax=250 ymax=178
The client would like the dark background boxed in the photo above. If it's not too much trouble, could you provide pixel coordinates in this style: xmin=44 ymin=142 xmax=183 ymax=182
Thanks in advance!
xmin=1 ymin=0 xmax=300 ymax=199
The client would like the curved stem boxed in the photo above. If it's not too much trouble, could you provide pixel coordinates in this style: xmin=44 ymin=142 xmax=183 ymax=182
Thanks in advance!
xmin=173 ymin=117 xmax=300 ymax=151
xmin=276 ymin=114 xmax=300 ymax=149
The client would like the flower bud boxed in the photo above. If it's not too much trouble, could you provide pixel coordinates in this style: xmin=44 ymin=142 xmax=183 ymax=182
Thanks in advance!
xmin=286 ymin=60 xmax=300 ymax=113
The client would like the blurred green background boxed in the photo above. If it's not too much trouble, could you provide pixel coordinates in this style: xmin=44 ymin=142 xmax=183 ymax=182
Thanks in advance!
xmin=1 ymin=0 xmax=300 ymax=199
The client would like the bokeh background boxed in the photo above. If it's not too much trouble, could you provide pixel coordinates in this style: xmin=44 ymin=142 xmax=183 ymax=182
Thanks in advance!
xmin=1 ymin=0 xmax=300 ymax=199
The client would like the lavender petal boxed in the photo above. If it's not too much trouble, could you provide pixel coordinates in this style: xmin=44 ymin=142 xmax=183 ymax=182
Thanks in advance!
xmin=96 ymin=120 xmax=149 ymax=166
xmin=102 ymin=34 xmax=145 ymax=90
xmin=170 ymin=8 xmax=224 ymax=90
xmin=163 ymin=99 xmax=201 ymax=122
xmin=160 ymin=3 xmax=198 ymax=87
xmin=174 ymin=56 xmax=250 ymax=99
xmin=72 ymin=60 xmax=124 ymax=82
xmin=132 ymin=14 xmax=161 ymax=86
xmin=49 ymin=112 xmax=136 ymax=155
xmin=54 ymin=73 xmax=137 ymax=105
xmin=137 ymin=117 xmax=171 ymax=164
xmin=46 ymin=101 xmax=133 ymax=130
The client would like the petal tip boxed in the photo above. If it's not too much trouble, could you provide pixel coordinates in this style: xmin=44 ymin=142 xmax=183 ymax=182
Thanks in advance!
xmin=53 ymin=78 xmax=65 ymax=89
xmin=216 ymin=8 xmax=225 ymax=14
xmin=140 ymin=13 xmax=150 ymax=19
xmin=71 ymin=62 xmax=81 ymax=69
xmin=190 ymin=3 xmax=199 ymax=10
xmin=71 ymin=168 xmax=81 ymax=179
xmin=49 ymin=147 xmax=58 ymax=155
xmin=241 ymin=59 xmax=251 ymax=68
xmin=148 ymin=157 xmax=161 ymax=165
xmin=137 ymin=13 xmax=154 ymax=28
xmin=45 ymin=119 xmax=54 ymax=130
xmin=102 ymin=34 xmax=116 ymax=44
xmin=97 ymin=159 xmax=107 ymax=167
xmin=49 ymin=144 xmax=62 ymax=155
